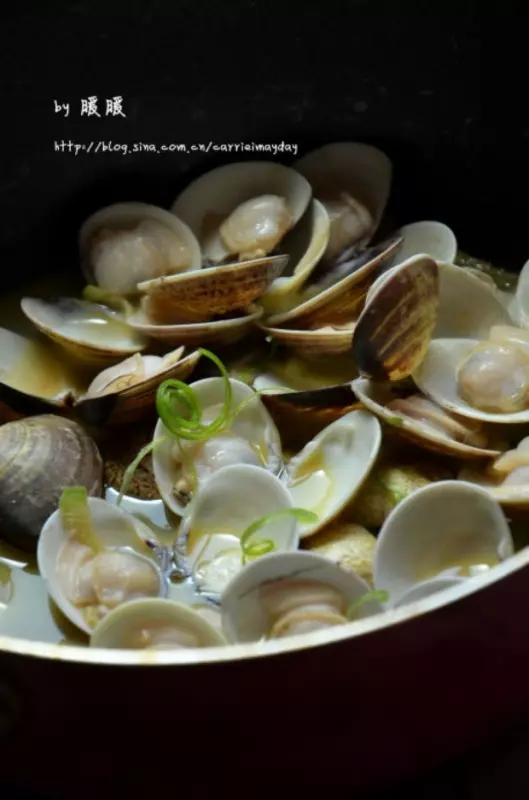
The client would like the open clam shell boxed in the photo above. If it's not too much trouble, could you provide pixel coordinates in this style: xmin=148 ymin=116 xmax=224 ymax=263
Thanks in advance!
xmin=177 ymin=464 xmax=299 ymax=599
xmin=509 ymin=259 xmax=529 ymax=328
xmin=128 ymin=305 xmax=263 ymax=348
xmin=79 ymin=202 xmax=202 ymax=293
xmin=221 ymin=550 xmax=384 ymax=644
xmin=153 ymin=377 xmax=283 ymax=516
xmin=38 ymin=497 xmax=167 ymax=635
xmin=352 ymin=255 xmax=439 ymax=382
xmin=137 ymin=254 xmax=288 ymax=322
xmin=351 ymin=378 xmax=501 ymax=459
xmin=413 ymin=338 xmax=529 ymax=424
xmin=285 ymin=410 xmax=382 ymax=538
xmin=393 ymin=576 xmax=467 ymax=608
xmin=373 ymin=480 xmax=514 ymax=608
xmin=393 ymin=221 xmax=457 ymax=265
xmin=171 ymin=161 xmax=311 ymax=264
xmin=74 ymin=348 xmax=201 ymax=425
xmin=90 ymin=598 xmax=227 ymax=649
xmin=0 ymin=327 xmax=87 ymax=415
xmin=257 ymin=322 xmax=356 ymax=360
xmin=265 ymin=236 xmax=401 ymax=329
xmin=458 ymin=440 xmax=529 ymax=509
xmin=0 ymin=415 xmax=103 ymax=552
xmin=294 ymin=142 xmax=392 ymax=249
xmin=258 ymin=199 xmax=330 ymax=311
xmin=21 ymin=298 xmax=149 ymax=366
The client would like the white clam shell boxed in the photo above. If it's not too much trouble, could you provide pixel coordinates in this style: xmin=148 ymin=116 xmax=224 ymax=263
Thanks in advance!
xmin=413 ymin=338 xmax=529 ymax=424
xmin=394 ymin=221 xmax=457 ymax=264
xmin=153 ymin=378 xmax=283 ymax=517
xmin=179 ymin=464 xmax=299 ymax=597
xmin=294 ymin=141 xmax=392 ymax=233
xmin=221 ymin=550 xmax=384 ymax=644
xmin=128 ymin=305 xmax=263 ymax=347
xmin=286 ymin=410 xmax=382 ymax=538
xmin=37 ymin=497 xmax=166 ymax=635
xmin=20 ymin=298 xmax=148 ymax=366
xmin=509 ymin=258 xmax=529 ymax=327
xmin=90 ymin=598 xmax=226 ymax=649
xmin=79 ymin=202 xmax=202 ymax=288
xmin=259 ymin=199 xmax=331 ymax=308
xmin=373 ymin=480 xmax=514 ymax=608
xmin=351 ymin=377 xmax=500 ymax=459
xmin=171 ymin=161 xmax=311 ymax=263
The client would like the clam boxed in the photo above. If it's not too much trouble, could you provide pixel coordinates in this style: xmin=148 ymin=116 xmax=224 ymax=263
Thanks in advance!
xmin=0 ymin=326 xmax=86 ymax=415
xmin=79 ymin=202 xmax=202 ymax=294
xmin=38 ymin=493 xmax=168 ymax=635
xmin=352 ymin=255 xmax=440 ymax=381
xmin=0 ymin=415 xmax=103 ymax=552
xmin=176 ymin=464 xmax=300 ymax=599
xmin=264 ymin=236 xmax=401 ymax=329
xmin=459 ymin=437 xmax=529 ymax=509
xmin=257 ymin=321 xmax=356 ymax=360
xmin=73 ymin=347 xmax=201 ymax=425
xmin=127 ymin=304 xmax=264 ymax=348
xmin=258 ymin=199 xmax=331 ymax=311
xmin=304 ymin=522 xmax=377 ymax=587
xmin=351 ymin=379 xmax=501 ymax=459
xmin=20 ymin=297 xmax=149 ymax=366
xmin=284 ymin=410 xmax=382 ymax=538
xmin=221 ymin=550 xmax=384 ymax=643
xmin=413 ymin=337 xmax=529 ymax=423
xmin=171 ymin=161 xmax=311 ymax=264
xmin=373 ymin=480 xmax=514 ymax=608
xmin=90 ymin=598 xmax=227 ymax=649
xmin=294 ymin=141 xmax=392 ymax=255
xmin=508 ymin=258 xmax=529 ymax=327
xmin=153 ymin=377 xmax=283 ymax=516
xmin=137 ymin=254 xmax=288 ymax=323
xmin=392 ymin=221 xmax=457 ymax=265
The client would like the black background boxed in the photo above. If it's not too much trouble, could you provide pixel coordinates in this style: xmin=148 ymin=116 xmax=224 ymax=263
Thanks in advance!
xmin=1 ymin=1 xmax=528 ymax=293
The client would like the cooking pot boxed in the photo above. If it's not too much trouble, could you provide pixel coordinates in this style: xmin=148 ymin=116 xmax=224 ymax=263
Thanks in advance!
xmin=1 ymin=5 xmax=528 ymax=798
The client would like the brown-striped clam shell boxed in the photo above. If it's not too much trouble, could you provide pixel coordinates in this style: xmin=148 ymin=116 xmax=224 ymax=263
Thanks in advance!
xmin=0 ymin=415 xmax=103 ymax=552
xmin=351 ymin=255 xmax=439 ymax=382
xmin=128 ymin=305 xmax=263 ymax=348
xmin=258 ymin=322 xmax=356 ymax=359
xmin=137 ymin=254 xmax=288 ymax=322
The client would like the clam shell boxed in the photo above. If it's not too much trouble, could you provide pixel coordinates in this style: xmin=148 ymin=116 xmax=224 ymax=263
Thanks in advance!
xmin=373 ymin=480 xmax=513 ymax=608
xmin=458 ymin=463 xmax=529 ymax=510
xmin=79 ymin=202 xmax=202 ymax=290
xmin=433 ymin=262 xmax=512 ymax=338
xmin=265 ymin=236 xmax=401 ymax=329
xmin=259 ymin=199 xmax=330 ymax=311
xmin=352 ymin=255 xmax=439 ymax=381
xmin=286 ymin=409 xmax=382 ymax=538
xmin=38 ymin=497 xmax=166 ymax=635
xmin=351 ymin=377 xmax=501 ymax=459
xmin=221 ymin=550 xmax=384 ymax=644
xmin=178 ymin=464 xmax=300 ymax=598
xmin=171 ymin=161 xmax=311 ymax=263
xmin=74 ymin=348 xmax=201 ymax=426
xmin=21 ymin=298 xmax=149 ymax=366
xmin=137 ymin=254 xmax=288 ymax=321
xmin=127 ymin=305 xmax=263 ymax=347
xmin=153 ymin=377 xmax=283 ymax=516
xmin=0 ymin=415 xmax=103 ymax=552
xmin=0 ymin=327 xmax=85 ymax=415
xmin=257 ymin=322 xmax=355 ymax=359
xmin=509 ymin=259 xmax=529 ymax=328
xmin=394 ymin=221 xmax=457 ymax=264
xmin=412 ymin=338 xmax=529 ymax=424
xmin=90 ymin=598 xmax=227 ymax=649
xmin=393 ymin=576 xmax=466 ymax=608
xmin=294 ymin=142 xmax=392 ymax=234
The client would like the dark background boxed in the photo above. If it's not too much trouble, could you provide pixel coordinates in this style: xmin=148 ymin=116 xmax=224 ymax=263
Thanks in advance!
xmin=1 ymin=3 xmax=529 ymax=797
xmin=1 ymin=1 xmax=528 ymax=294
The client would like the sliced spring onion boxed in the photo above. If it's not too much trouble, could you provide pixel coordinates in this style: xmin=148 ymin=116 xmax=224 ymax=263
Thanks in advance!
xmin=346 ymin=590 xmax=388 ymax=620
xmin=240 ymin=508 xmax=318 ymax=565
xmin=117 ymin=436 xmax=166 ymax=506
xmin=59 ymin=486 xmax=103 ymax=554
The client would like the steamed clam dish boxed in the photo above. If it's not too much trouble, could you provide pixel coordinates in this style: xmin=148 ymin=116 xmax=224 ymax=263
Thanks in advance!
xmin=1 ymin=140 xmax=528 ymax=655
